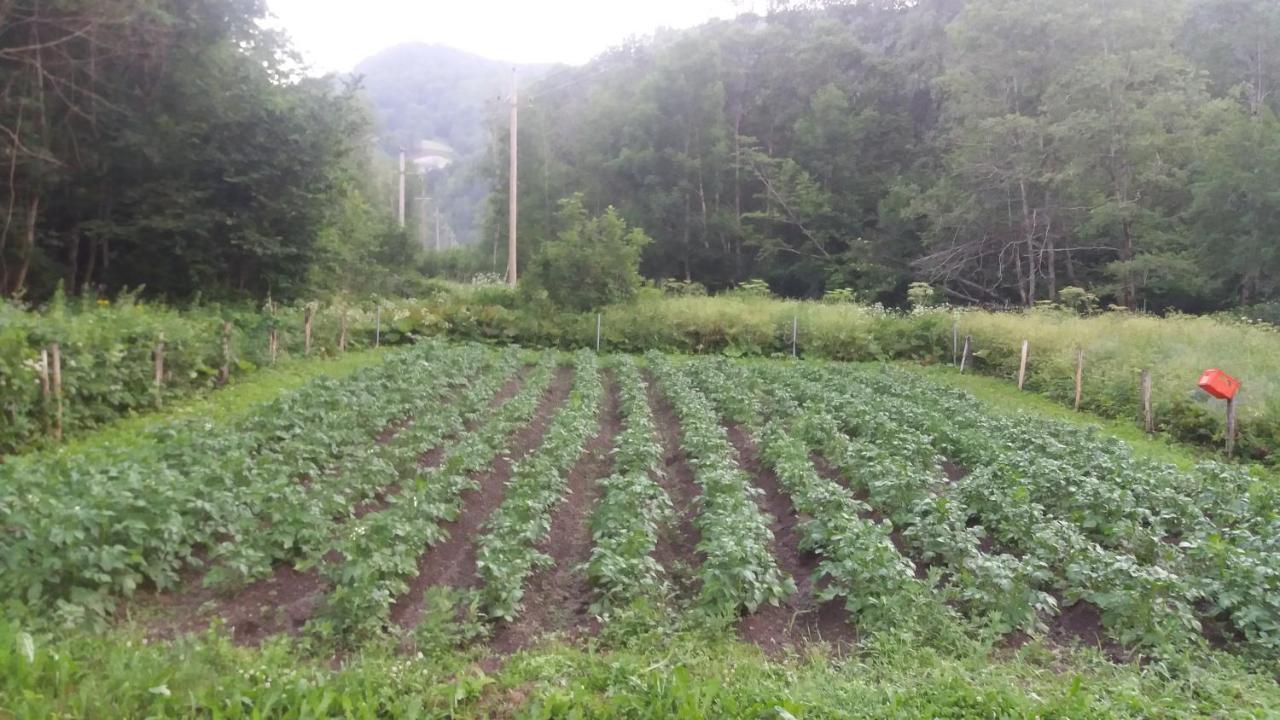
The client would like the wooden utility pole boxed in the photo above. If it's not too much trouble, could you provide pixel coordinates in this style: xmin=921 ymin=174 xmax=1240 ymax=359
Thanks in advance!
xmin=507 ymin=68 xmax=519 ymax=287
xmin=398 ymin=147 xmax=407 ymax=228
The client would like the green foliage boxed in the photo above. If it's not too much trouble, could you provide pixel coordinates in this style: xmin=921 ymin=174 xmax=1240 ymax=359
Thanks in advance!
xmin=662 ymin=278 xmax=709 ymax=297
xmin=822 ymin=287 xmax=856 ymax=304
xmin=907 ymin=282 xmax=938 ymax=309
xmin=1058 ymin=286 xmax=1101 ymax=315
xmin=526 ymin=196 xmax=652 ymax=312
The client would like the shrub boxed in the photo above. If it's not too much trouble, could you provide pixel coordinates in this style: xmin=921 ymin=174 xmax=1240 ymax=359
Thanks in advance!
xmin=525 ymin=195 xmax=651 ymax=312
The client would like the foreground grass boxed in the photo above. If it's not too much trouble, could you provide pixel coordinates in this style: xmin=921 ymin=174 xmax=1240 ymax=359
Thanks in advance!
xmin=3 ymin=621 xmax=1277 ymax=719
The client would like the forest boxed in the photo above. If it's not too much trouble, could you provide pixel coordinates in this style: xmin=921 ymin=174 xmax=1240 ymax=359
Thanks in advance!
xmin=3 ymin=0 xmax=1280 ymax=315
xmin=0 ymin=0 xmax=420 ymax=302
xmin=482 ymin=0 xmax=1280 ymax=311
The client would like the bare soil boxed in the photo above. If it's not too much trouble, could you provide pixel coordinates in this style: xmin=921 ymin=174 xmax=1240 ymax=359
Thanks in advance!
xmin=488 ymin=375 xmax=622 ymax=653
xmin=141 ymin=366 xmax=539 ymax=645
xmin=1050 ymin=600 xmax=1130 ymax=661
xmin=726 ymin=425 xmax=856 ymax=655
xmin=644 ymin=376 xmax=705 ymax=601
xmin=144 ymin=562 xmax=329 ymax=646
xmin=350 ymin=365 xmax=534 ymax=520
xmin=389 ymin=366 xmax=576 ymax=629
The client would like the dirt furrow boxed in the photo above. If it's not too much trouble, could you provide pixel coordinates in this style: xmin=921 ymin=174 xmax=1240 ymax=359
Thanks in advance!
xmin=643 ymin=376 xmax=705 ymax=601
xmin=389 ymin=366 xmax=576 ymax=629
xmin=488 ymin=375 xmax=622 ymax=654
xmin=141 ymin=366 xmax=536 ymax=645
xmin=350 ymin=365 xmax=534 ymax=520
xmin=727 ymin=425 xmax=855 ymax=655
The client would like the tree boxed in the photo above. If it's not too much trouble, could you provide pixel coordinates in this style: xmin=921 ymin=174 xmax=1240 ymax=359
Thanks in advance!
xmin=526 ymin=195 xmax=651 ymax=311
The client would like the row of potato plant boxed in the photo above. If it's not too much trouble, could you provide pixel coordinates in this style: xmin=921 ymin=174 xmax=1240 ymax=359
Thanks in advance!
xmin=313 ymin=354 xmax=559 ymax=640
xmin=784 ymin=361 xmax=1267 ymax=652
xmin=681 ymin=358 xmax=941 ymax=633
xmin=204 ymin=345 xmax=519 ymax=586
xmin=475 ymin=351 xmax=603 ymax=621
xmin=205 ymin=344 xmax=513 ymax=588
xmin=785 ymin=363 xmax=1184 ymax=642
xmin=848 ymin=367 xmax=1279 ymax=655
xmin=744 ymin=361 xmax=1058 ymax=636
xmin=644 ymin=352 xmax=793 ymax=616
xmin=0 ymin=343 xmax=461 ymax=626
xmin=583 ymin=356 xmax=672 ymax=615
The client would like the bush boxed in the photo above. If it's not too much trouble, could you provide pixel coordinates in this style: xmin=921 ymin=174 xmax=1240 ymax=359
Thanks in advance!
xmin=525 ymin=195 xmax=651 ymax=312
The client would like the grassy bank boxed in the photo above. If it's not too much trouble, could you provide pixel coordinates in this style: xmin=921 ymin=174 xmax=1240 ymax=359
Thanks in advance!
xmin=3 ymin=622 xmax=1277 ymax=719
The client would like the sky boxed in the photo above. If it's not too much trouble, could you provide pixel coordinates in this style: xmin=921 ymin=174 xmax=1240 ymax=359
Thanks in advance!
xmin=264 ymin=0 xmax=747 ymax=73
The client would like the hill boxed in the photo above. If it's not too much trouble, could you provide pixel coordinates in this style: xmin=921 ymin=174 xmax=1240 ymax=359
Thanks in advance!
xmin=353 ymin=43 xmax=552 ymax=157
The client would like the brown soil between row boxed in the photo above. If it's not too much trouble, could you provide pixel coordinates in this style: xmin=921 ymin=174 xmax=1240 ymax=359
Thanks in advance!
xmin=488 ymin=374 xmax=623 ymax=653
xmin=389 ymin=366 xmax=576 ymax=629
xmin=644 ymin=376 xmax=705 ymax=601
xmin=726 ymin=425 xmax=855 ymax=655
xmin=141 ymin=366 xmax=536 ymax=646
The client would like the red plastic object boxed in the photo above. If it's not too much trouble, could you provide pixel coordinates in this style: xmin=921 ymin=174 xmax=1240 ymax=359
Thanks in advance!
xmin=1198 ymin=369 xmax=1240 ymax=400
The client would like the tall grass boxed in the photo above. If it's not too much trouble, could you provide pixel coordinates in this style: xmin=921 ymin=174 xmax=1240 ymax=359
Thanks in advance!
xmin=6 ymin=288 xmax=1277 ymax=461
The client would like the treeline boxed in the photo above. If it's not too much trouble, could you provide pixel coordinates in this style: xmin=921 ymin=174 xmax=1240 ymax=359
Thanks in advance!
xmin=484 ymin=0 xmax=1280 ymax=311
xmin=0 ymin=0 xmax=418 ymax=302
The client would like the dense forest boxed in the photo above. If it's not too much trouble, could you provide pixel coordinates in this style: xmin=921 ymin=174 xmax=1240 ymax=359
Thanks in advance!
xmin=3 ymin=0 xmax=1279 ymax=313
xmin=0 ymin=0 xmax=420 ymax=301
xmin=485 ymin=0 xmax=1280 ymax=311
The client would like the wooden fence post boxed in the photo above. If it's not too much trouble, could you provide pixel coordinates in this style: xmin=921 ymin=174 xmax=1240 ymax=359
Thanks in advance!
xmin=50 ymin=342 xmax=63 ymax=441
xmin=959 ymin=335 xmax=972 ymax=373
xmin=153 ymin=333 xmax=165 ymax=407
xmin=375 ymin=304 xmax=382 ymax=348
xmin=268 ymin=326 xmax=278 ymax=365
xmin=595 ymin=313 xmax=602 ymax=352
xmin=1017 ymin=339 xmax=1030 ymax=390
xmin=1226 ymin=395 xmax=1238 ymax=459
xmin=218 ymin=322 xmax=232 ymax=385
xmin=791 ymin=316 xmax=798 ymax=358
xmin=1141 ymin=369 xmax=1153 ymax=433
xmin=38 ymin=348 xmax=50 ymax=432
xmin=1074 ymin=348 xmax=1084 ymax=411
xmin=339 ymin=312 xmax=348 ymax=353
xmin=303 ymin=306 xmax=314 ymax=356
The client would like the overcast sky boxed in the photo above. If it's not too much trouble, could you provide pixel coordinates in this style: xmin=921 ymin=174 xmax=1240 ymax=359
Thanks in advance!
xmin=264 ymin=0 xmax=747 ymax=73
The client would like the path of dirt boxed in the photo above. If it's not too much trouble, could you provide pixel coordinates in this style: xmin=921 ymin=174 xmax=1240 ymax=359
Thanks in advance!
xmin=488 ymin=375 xmax=622 ymax=653
xmin=141 ymin=367 xmax=535 ymax=645
xmin=643 ymin=377 xmax=705 ymax=601
xmin=389 ymin=366 xmax=576 ymax=629
xmin=727 ymin=425 xmax=856 ymax=655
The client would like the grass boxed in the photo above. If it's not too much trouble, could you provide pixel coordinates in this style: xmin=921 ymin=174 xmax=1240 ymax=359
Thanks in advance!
xmin=3 ymin=620 xmax=1278 ymax=719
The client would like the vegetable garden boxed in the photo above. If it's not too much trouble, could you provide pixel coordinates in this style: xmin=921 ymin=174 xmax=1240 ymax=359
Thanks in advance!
xmin=2 ymin=339 xmax=1278 ymax=715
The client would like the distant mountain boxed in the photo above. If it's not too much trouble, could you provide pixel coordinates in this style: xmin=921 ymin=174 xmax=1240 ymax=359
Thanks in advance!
xmin=353 ymin=44 xmax=552 ymax=157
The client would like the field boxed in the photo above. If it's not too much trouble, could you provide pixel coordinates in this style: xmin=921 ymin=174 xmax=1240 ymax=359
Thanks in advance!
xmin=3 ymin=341 xmax=1279 ymax=717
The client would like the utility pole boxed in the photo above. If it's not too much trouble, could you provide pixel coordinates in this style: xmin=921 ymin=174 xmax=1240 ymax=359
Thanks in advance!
xmin=422 ymin=171 xmax=437 ymax=252
xmin=398 ymin=147 xmax=406 ymax=227
xmin=507 ymin=68 xmax=518 ymax=287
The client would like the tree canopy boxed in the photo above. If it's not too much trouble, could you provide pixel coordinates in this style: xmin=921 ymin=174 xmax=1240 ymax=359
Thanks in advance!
xmin=0 ymin=0 xmax=408 ymax=301
xmin=483 ymin=0 xmax=1280 ymax=312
